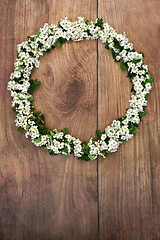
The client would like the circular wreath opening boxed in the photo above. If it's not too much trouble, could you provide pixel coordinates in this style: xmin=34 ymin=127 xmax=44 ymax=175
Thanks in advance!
xmin=7 ymin=17 xmax=154 ymax=161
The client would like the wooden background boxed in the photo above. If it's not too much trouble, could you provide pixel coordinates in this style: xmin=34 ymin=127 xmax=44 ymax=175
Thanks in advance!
xmin=0 ymin=0 xmax=160 ymax=239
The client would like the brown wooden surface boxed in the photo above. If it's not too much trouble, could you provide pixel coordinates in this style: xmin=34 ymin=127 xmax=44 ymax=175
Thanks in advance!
xmin=0 ymin=0 xmax=160 ymax=239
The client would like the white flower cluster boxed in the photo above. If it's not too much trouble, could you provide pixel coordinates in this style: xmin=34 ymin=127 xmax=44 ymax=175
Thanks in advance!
xmin=7 ymin=17 xmax=154 ymax=161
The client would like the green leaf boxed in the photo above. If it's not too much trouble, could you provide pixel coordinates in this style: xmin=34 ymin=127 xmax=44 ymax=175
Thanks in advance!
xmin=128 ymin=122 xmax=139 ymax=134
xmin=88 ymin=154 xmax=93 ymax=160
xmin=61 ymin=146 xmax=68 ymax=154
xmin=44 ymin=147 xmax=49 ymax=151
xmin=51 ymin=45 xmax=55 ymax=50
xmin=145 ymin=77 xmax=154 ymax=84
xmin=50 ymin=130 xmax=55 ymax=137
xmin=145 ymin=95 xmax=148 ymax=100
xmin=118 ymin=116 xmax=126 ymax=122
xmin=84 ymin=145 xmax=89 ymax=150
xmin=38 ymin=41 xmax=43 ymax=49
xmin=132 ymin=59 xmax=141 ymax=64
xmin=85 ymin=20 xmax=91 ymax=25
xmin=120 ymin=62 xmax=128 ymax=70
xmin=49 ymin=150 xmax=55 ymax=156
xmin=31 ymin=115 xmax=37 ymax=120
xmin=95 ymin=18 xmax=103 ymax=28
xmin=28 ymin=79 xmax=41 ymax=93
xmin=34 ymin=111 xmax=41 ymax=117
xmin=49 ymin=135 xmax=53 ymax=144
xmin=101 ymin=150 xmax=110 ymax=158
xmin=26 ymin=125 xmax=31 ymax=130
xmin=131 ymin=86 xmax=135 ymax=93
xmin=59 ymin=37 xmax=67 ymax=44
xmin=78 ymin=154 xmax=90 ymax=161
xmin=28 ymin=96 xmax=35 ymax=102
xmin=40 ymin=119 xmax=44 ymax=124
xmin=139 ymin=112 xmax=147 ymax=117
xmin=139 ymin=52 xmax=144 ymax=58
xmin=105 ymin=45 xmax=109 ymax=50
xmin=112 ymin=50 xmax=116 ymax=59
xmin=35 ymin=120 xmax=44 ymax=129
xmin=36 ymin=31 xmax=41 ymax=37
xmin=40 ymin=114 xmax=45 ymax=120
xmin=113 ymin=39 xmax=122 ymax=51
xmin=34 ymin=137 xmax=41 ymax=143
xmin=58 ymin=21 xmax=62 ymax=28
xmin=39 ymin=128 xmax=48 ymax=135
xmin=114 ymin=43 xmax=121 ymax=50
xmin=86 ymin=29 xmax=92 ymax=36
xmin=63 ymin=128 xmax=67 ymax=135
xmin=82 ymin=142 xmax=89 ymax=154
xmin=132 ymin=127 xmax=139 ymax=133
xmin=46 ymin=48 xmax=51 ymax=53
xmin=55 ymin=41 xmax=62 ymax=49
xmin=12 ymin=108 xmax=17 ymax=112
xmin=96 ymin=129 xmax=102 ymax=139
xmin=17 ymin=65 xmax=23 ymax=71
xmin=17 ymin=127 xmax=23 ymax=132
xmin=105 ymin=40 xmax=110 ymax=50
xmin=38 ymin=124 xmax=44 ymax=129
xmin=127 ymin=72 xmax=137 ymax=80
xmin=31 ymin=104 xmax=35 ymax=109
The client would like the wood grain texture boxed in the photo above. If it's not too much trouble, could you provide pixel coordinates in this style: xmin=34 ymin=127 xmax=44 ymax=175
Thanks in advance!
xmin=98 ymin=0 xmax=160 ymax=239
xmin=0 ymin=0 xmax=98 ymax=240
xmin=0 ymin=0 xmax=160 ymax=239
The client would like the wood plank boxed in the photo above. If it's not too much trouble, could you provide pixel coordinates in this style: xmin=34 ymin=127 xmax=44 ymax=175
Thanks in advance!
xmin=0 ymin=1 xmax=51 ymax=239
xmin=0 ymin=0 xmax=98 ymax=239
xmin=98 ymin=0 xmax=160 ymax=239
xmin=1 ymin=0 xmax=160 ymax=239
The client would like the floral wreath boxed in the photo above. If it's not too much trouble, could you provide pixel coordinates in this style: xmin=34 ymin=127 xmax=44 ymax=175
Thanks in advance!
xmin=7 ymin=17 xmax=154 ymax=161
